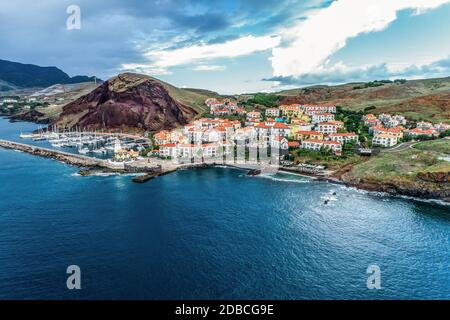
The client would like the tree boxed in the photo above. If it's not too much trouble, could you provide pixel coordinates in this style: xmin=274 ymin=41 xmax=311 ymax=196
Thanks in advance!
xmin=439 ymin=130 xmax=450 ymax=138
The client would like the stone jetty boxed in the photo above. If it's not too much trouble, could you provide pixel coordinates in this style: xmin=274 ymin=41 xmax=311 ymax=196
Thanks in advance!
xmin=0 ymin=139 xmax=104 ymax=167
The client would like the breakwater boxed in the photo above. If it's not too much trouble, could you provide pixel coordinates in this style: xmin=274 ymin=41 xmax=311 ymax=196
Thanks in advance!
xmin=0 ymin=139 xmax=185 ymax=178
xmin=0 ymin=139 xmax=105 ymax=167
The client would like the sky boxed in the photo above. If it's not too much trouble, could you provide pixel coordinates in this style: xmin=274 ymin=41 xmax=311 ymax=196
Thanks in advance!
xmin=1 ymin=0 xmax=450 ymax=94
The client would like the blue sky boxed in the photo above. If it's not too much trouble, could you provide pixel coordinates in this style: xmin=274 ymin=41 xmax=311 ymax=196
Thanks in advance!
xmin=1 ymin=0 xmax=450 ymax=94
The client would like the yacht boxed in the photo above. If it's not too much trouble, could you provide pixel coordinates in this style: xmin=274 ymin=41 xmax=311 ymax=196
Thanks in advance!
xmin=78 ymin=148 xmax=90 ymax=154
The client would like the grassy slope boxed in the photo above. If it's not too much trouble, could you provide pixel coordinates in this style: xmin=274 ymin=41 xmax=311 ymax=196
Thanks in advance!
xmin=0 ymin=79 xmax=19 ymax=92
xmin=346 ymin=139 xmax=450 ymax=183
xmin=148 ymin=77 xmax=219 ymax=114
xmin=26 ymin=82 xmax=100 ymax=122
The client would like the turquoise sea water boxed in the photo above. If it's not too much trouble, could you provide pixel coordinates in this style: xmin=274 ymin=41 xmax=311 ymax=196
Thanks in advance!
xmin=0 ymin=117 xmax=449 ymax=299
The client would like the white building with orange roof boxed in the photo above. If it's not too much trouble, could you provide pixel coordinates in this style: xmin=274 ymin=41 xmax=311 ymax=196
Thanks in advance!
xmin=302 ymin=139 xmax=342 ymax=155
xmin=255 ymin=121 xmax=291 ymax=138
xmin=363 ymin=114 xmax=376 ymax=121
xmin=186 ymin=127 xmax=207 ymax=142
xmin=270 ymin=135 xmax=289 ymax=151
xmin=405 ymin=128 xmax=438 ymax=138
xmin=301 ymin=139 xmax=323 ymax=151
xmin=207 ymin=101 xmax=225 ymax=113
xmin=312 ymin=112 xmax=335 ymax=124
xmin=290 ymin=118 xmax=311 ymax=126
xmin=246 ymin=110 xmax=261 ymax=119
xmin=327 ymin=120 xmax=344 ymax=128
xmin=202 ymin=143 xmax=220 ymax=158
xmin=212 ymin=108 xmax=231 ymax=116
xmin=372 ymin=134 xmax=398 ymax=147
xmin=301 ymin=104 xmax=336 ymax=115
xmin=170 ymin=130 xmax=188 ymax=144
xmin=369 ymin=125 xmax=384 ymax=135
xmin=293 ymin=130 xmax=323 ymax=141
xmin=234 ymin=126 xmax=256 ymax=141
xmin=245 ymin=118 xmax=261 ymax=127
xmin=289 ymin=122 xmax=313 ymax=132
xmin=364 ymin=118 xmax=382 ymax=127
xmin=280 ymin=104 xmax=303 ymax=118
xmin=176 ymin=142 xmax=232 ymax=160
xmin=317 ymin=122 xmax=339 ymax=135
xmin=392 ymin=115 xmax=407 ymax=126
xmin=159 ymin=143 xmax=177 ymax=157
xmin=416 ymin=121 xmax=433 ymax=130
xmin=204 ymin=127 xmax=226 ymax=143
xmin=434 ymin=122 xmax=450 ymax=133
xmin=378 ymin=113 xmax=392 ymax=122
xmin=227 ymin=101 xmax=238 ymax=110
xmin=265 ymin=108 xmax=281 ymax=117
xmin=154 ymin=130 xmax=171 ymax=145
xmin=322 ymin=140 xmax=342 ymax=155
xmin=328 ymin=132 xmax=359 ymax=144
xmin=235 ymin=107 xmax=247 ymax=115
xmin=371 ymin=126 xmax=404 ymax=139
xmin=194 ymin=118 xmax=240 ymax=130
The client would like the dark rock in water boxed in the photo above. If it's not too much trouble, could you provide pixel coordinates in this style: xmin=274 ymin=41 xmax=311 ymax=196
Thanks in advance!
xmin=247 ymin=169 xmax=261 ymax=176
xmin=132 ymin=173 xmax=158 ymax=183
xmin=332 ymin=192 xmax=337 ymax=195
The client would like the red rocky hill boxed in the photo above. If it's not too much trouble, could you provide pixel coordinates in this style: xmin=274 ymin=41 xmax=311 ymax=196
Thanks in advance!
xmin=54 ymin=73 xmax=198 ymax=132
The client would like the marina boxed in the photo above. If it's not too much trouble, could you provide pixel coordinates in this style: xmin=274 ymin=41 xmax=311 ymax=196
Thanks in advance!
xmin=20 ymin=126 xmax=151 ymax=157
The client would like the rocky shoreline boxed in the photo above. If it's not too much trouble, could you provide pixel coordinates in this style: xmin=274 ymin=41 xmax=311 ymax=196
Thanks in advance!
xmin=0 ymin=138 xmax=448 ymax=203
xmin=340 ymin=175 xmax=449 ymax=203
xmin=280 ymin=166 xmax=449 ymax=203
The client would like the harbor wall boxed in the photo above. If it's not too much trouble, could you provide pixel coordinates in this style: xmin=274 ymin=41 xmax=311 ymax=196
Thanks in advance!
xmin=0 ymin=139 xmax=105 ymax=167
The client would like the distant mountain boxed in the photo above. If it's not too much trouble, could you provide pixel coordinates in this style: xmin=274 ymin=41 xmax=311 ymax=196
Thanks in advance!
xmin=0 ymin=59 xmax=100 ymax=91
xmin=54 ymin=73 xmax=213 ymax=132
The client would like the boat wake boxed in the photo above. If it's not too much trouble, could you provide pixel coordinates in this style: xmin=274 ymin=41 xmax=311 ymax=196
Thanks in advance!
xmin=70 ymin=172 xmax=140 ymax=177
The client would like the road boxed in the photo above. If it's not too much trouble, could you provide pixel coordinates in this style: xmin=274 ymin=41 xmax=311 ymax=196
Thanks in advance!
xmin=383 ymin=137 xmax=448 ymax=153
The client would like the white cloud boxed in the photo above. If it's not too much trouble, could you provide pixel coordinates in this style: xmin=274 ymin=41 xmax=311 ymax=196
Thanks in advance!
xmin=265 ymin=55 xmax=450 ymax=87
xmin=192 ymin=65 xmax=226 ymax=71
xmin=270 ymin=0 xmax=450 ymax=78
xmin=120 ymin=64 xmax=173 ymax=76
xmin=122 ymin=35 xmax=280 ymax=74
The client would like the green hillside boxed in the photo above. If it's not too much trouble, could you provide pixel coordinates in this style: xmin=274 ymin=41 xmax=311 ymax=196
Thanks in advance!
xmin=148 ymin=76 xmax=219 ymax=113
xmin=275 ymin=77 xmax=450 ymax=123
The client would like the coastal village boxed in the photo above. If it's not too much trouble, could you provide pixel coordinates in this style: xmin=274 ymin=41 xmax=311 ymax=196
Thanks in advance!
xmin=7 ymin=92 xmax=449 ymax=175
xmin=147 ymin=97 xmax=450 ymax=168
xmin=2 ymin=80 xmax=448 ymax=199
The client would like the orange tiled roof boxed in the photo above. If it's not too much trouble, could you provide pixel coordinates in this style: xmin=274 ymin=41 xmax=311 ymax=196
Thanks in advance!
xmin=296 ymin=130 xmax=322 ymax=135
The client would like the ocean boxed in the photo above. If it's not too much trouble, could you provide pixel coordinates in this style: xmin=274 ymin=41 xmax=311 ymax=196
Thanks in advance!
xmin=0 ymin=117 xmax=449 ymax=299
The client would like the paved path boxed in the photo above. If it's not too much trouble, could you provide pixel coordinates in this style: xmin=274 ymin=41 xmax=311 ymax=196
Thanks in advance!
xmin=383 ymin=141 xmax=419 ymax=153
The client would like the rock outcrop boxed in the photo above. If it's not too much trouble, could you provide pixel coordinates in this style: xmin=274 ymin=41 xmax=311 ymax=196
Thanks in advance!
xmin=341 ymin=175 xmax=450 ymax=202
xmin=10 ymin=109 xmax=50 ymax=124
xmin=54 ymin=73 xmax=197 ymax=132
